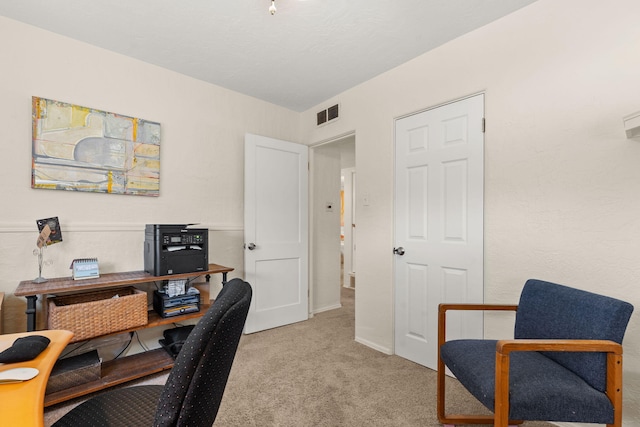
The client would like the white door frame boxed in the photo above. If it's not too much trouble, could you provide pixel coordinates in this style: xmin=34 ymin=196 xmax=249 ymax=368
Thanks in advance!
xmin=342 ymin=167 xmax=356 ymax=288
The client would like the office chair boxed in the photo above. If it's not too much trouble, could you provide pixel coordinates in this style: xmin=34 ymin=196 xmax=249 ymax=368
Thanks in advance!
xmin=53 ymin=278 xmax=252 ymax=427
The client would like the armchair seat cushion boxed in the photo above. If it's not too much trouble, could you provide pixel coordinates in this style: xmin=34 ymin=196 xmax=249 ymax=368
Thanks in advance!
xmin=440 ymin=339 xmax=613 ymax=423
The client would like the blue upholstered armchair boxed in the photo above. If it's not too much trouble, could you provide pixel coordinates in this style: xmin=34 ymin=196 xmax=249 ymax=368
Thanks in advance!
xmin=437 ymin=279 xmax=633 ymax=427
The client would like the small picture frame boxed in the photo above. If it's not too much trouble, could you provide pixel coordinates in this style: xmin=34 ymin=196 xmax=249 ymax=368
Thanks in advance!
xmin=36 ymin=217 xmax=63 ymax=245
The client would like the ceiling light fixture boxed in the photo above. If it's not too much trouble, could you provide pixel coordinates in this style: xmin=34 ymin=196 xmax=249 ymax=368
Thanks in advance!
xmin=269 ymin=0 xmax=276 ymax=15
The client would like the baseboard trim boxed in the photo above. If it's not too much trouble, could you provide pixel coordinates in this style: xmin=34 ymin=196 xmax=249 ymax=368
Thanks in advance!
xmin=355 ymin=336 xmax=393 ymax=355
xmin=312 ymin=303 xmax=342 ymax=314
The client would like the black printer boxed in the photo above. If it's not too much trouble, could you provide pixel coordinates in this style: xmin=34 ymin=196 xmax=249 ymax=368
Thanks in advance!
xmin=144 ymin=224 xmax=208 ymax=276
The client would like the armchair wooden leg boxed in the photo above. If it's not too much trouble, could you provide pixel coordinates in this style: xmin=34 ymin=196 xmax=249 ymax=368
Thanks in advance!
xmin=606 ymin=353 xmax=623 ymax=427
xmin=437 ymin=353 xmax=446 ymax=421
xmin=495 ymin=352 xmax=511 ymax=427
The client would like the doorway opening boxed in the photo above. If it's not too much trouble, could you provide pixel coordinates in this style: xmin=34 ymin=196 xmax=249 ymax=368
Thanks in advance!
xmin=310 ymin=134 xmax=355 ymax=315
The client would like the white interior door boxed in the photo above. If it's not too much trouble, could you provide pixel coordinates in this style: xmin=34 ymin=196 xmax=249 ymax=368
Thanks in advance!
xmin=394 ymin=94 xmax=484 ymax=369
xmin=244 ymin=133 xmax=309 ymax=334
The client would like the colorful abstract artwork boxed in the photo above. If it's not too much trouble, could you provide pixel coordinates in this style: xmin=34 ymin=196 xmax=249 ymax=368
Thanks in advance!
xmin=32 ymin=97 xmax=161 ymax=196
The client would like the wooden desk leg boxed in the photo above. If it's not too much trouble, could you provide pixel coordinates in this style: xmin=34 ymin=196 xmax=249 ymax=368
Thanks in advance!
xmin=25 ymin=295 xmax=38 ymax=331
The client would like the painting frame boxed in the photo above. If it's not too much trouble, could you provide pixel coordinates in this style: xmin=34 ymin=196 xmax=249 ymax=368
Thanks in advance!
xmin=31 ymin=97 xmax=161 ymax=196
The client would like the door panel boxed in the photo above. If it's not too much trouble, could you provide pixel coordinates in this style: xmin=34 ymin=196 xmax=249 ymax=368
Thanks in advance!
xmin=407 ymin=262 xmax=429 ymax=341
xmin=244 ymin=133 xmax=309 ymax=334
xmin=394 ymin=94 xmax=484 ymax=369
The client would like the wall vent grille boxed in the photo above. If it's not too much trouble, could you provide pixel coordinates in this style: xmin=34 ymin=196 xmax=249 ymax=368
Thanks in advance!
xmin=317 ymin=110 xmax=327 ymax=126
xmin=316 ymin=103 xmax=340 ymax=126
xmin=327 ymin=104 xmax=339 ymax=121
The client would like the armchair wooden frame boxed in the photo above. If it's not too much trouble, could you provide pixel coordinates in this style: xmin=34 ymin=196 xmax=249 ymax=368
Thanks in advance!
xmin=436 ymin=303 xmax=624 ymax=427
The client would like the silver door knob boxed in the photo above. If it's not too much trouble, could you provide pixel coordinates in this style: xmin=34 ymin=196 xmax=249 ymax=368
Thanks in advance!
xmin=247 ymin=243 xmax=256 ymax=250
xmin=393 ymin=247 xmax=405 ymax=256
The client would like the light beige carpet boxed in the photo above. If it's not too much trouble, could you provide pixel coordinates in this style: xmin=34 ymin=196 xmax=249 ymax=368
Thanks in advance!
xmin=45 ymin=287 xmax=555 ymax=426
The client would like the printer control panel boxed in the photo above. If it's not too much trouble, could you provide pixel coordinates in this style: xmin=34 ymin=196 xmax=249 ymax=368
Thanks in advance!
xmin=162 ymin=233 xmax=205 ymax=245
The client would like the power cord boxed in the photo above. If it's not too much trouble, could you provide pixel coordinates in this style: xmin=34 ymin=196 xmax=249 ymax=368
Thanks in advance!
xmin=114 ymin=332 xmax=134 ymax=359
xmin=134 ymin=331 xmax=150 ymax=352
xmin=60 ymin=339 xmax=90 ymax=358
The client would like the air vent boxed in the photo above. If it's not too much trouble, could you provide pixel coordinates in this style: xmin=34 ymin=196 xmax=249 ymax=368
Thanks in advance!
xmin=317 ymin=110 xmax=327 ymax=126
xmin=327 ymin=104 xmax=339 ymax=121
xmin=316 ymin=103 xmax=340 ymax=126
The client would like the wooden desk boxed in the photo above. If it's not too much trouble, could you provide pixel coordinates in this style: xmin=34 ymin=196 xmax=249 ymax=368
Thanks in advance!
xmin=0 ymin=330 xmax=73 ymax=427
xmin=15 ymin=263 xmax=234 ymax=331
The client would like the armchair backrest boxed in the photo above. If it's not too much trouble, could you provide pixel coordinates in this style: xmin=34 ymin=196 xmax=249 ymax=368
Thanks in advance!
xmin=154 ymin=278 xmax=252 ymax=427
xmin=514 ymin=279 xmax=633 ymax=392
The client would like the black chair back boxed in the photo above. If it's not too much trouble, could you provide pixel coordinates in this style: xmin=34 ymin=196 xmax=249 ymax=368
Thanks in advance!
xmin=154 ymin=278 xmax=252 ymax=426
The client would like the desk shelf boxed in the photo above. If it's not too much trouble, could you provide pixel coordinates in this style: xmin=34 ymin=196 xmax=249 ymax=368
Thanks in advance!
xmin=45 ymin=348 xmax=173 ymax=406
xmin=43 ymin=301 xmax=212 ymax=407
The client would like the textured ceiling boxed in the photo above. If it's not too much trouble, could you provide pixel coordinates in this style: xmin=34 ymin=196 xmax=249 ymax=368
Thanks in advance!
xmin=0 ymin=0 xmax=537 ymax=112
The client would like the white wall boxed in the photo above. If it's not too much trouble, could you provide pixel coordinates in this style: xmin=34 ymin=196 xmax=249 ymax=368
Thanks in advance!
xmin=310 ymin=143 xmax=342 ymax=313
xmin=301 ymin=0 xmax=640 ymax=424
xmin=0 ymin=17 xmax=301 ymax=334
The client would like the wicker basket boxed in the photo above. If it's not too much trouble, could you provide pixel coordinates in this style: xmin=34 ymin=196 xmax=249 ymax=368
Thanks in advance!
xmin=48 ymin=287 xmax=147 ymax=343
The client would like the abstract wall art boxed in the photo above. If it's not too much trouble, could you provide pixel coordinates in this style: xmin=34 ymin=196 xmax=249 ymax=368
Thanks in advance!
xmin=32 ymin=97 xmax=161 ymax=196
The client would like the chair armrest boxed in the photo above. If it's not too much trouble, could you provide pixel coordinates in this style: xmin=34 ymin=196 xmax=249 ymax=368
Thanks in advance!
xmin=439 ymin=303 xmax=518 ymax=313
xmin=493 ymin=339 xmax=624 ymax=426
xmin=438 ymin=303 xmax=518 ymax=349
xmin=496 ymin=339 xmax=622 ymax=355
